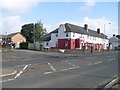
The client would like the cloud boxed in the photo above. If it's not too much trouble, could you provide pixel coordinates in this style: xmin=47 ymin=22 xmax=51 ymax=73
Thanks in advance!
xmin=80 ymin=0 xmax=96 ymax=12
xmin=45 ymin=17 xmax=118 ymax=38
xmin=1 ymin=16 xmax=23 ymax=34
xmin=0 ymin=0 xmax=40 ymax=14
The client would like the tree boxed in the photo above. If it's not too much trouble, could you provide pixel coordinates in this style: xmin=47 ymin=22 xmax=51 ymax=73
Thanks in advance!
xmin=35 ymin=21 xmax=47 ymax=41
xmin=21 ymin=21 xmax=47 ymax=43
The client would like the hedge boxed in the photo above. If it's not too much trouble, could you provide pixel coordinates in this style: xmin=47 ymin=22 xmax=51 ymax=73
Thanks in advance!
xmin=20 ymin=42 xmax=28 ymax=49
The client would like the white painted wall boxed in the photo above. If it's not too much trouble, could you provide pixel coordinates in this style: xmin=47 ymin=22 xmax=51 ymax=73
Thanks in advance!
xmin=44 ymin=24 xmax=109 ymax=49
xmin=51 ymin=33 xmax=58 ymax=47
xmin=44 ymin=41 xmax=51 ymax=48
xmin=58 ymin=24 xmax=66 ymax=39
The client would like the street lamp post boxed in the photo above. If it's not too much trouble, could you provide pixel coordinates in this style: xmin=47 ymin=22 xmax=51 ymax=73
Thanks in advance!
xmin=103 ymin=23 xmax=111 ymax=51
xmin=33 ymin=23 xmax=36 ymax=50
xmin=33 ymin=23 xmax=35 ymax=44
xmin=103 ymin=24 xmax=105 ymax=51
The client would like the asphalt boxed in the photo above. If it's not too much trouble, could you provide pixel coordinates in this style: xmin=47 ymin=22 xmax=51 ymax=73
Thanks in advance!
xmin=0 ymin=68 xmax=17 ymax=78
xmin=1 ymin=49 xmax=119 ymax=88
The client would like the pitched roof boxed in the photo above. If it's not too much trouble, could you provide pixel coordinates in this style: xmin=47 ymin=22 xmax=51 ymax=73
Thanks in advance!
xmin=0 ymin=32 xmax=26 ymax=39
xmin=64 ymin=23 xmax=107 ymax=39
xmin=43 ymin=23 xmax=108 ymax=41
xmin=0 ymin=35 xmax=7 ymax=39
xmin=7 ymin=32 xmax=20 ymax=38
xmin=41 ymin=34 xmax=51 ymax=41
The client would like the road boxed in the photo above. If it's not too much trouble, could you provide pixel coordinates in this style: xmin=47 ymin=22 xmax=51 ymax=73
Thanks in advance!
xmin=2 ymin=49 xmax=119 ymax=88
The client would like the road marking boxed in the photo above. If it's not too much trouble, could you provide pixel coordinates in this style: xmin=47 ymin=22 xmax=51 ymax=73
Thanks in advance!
xmin=23 ymin=59 xmax=31 ymax=61
xmin=107 ymin=58 xmax=116 ymax=61
xmin=86 ymin=56 xmax=96 ymax=59
xmin=0 ymin=70 xmax=17 ymax=78
xmin=88 ymin=63 xmax=92 ymax=65
xmin=48 ymin=63 xmax=56 ymax=72
xmin=107 ymin=56 xmax=111 ymax=57
xmin=0 ymin=65 xmax=29 ymax=82
xmin=44 ymin=66 xmax=79 ymax=75
xmin=44 ymin=71 xmax=53 ymax=74
xmin=94 ymin=61 xmax=103 ymax=65
xmin=65 ymin=61 xmax=76 ymax=67
xmin=0 ymin=78 xmax=15 ymax=83
xmin=14 ymin=65 xmax=28 ymax=79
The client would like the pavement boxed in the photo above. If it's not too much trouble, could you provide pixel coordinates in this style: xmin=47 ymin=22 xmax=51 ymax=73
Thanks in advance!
xmin=0 ymin=68 xmax=17 ymax=78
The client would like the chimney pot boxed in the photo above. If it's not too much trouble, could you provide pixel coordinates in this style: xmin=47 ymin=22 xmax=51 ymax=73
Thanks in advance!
xmin=97 ymin=28 xmax=100 ymax=34
xmin=84 ymin=24 xmax=88 ymax=31
xmin=113 ymin=34 xmax=115 ymax=37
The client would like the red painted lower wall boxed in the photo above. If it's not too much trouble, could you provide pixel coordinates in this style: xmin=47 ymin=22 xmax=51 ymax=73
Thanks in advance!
xmin=58 ymin=39 xmax=76 ymax=49
xmin=69 ymin=39 xmax=75 ymax=49
xmin=75 ymin=39 xmax=81 ymax=48
xmin=58 ymin=39 xmax=69 ymax=49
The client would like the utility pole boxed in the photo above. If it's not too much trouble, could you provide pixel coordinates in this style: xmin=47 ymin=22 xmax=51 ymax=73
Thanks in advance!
xmin=33 ymin=23 xmax=35 ymax=44
xmin=33 ymin=23 xmax=36 ymax=50
xmin=103 ymin=23 xmax=111 ymax=51
xmin=103 ymin=24 xmax=105 ymax=51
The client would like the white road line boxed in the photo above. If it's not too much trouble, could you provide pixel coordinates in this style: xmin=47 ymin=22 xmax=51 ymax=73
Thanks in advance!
xmin=14 ymin=65 xmax=28 ymax=79
xmin=65 ymin=61 xmax=76 ymax=67
xmin=23 ymin=59 xmax=31 ymax=61
xmin=86 ymin=56 xmax=96 ymax=59
xmin=107 ymin=56 xmax=111 ymax=57
xmin=0 ymin=65 xmax=29 ymax=82
xmin=44 ymin=66 xmax=79 ymax=75
xmin=48 ymin=63 xmax=56 ymax=72
xmin=107 ymin=58 xmax=116 ymax=61
xmin=0 ymin=78 xmax=14 ymax=83
xmin=44 ymin=71 xmax=53 ymax=74
xmin=94 ymin=61 xmax=103 ymax=65
xmin=88 ymin=63 xmax=92 ymax=65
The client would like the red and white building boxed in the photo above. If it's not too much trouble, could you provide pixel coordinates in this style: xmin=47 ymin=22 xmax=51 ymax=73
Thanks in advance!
xmin=43 ymin=23 xmax=109 ymax=50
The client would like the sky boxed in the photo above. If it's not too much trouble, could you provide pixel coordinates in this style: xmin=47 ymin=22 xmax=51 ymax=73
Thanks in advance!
xmin=0 ymin=0 xmax=119 ymax=38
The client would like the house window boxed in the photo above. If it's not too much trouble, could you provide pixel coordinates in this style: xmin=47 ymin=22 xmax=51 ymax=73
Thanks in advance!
xmin=89 ymin=36 xmax=91 ymax=40
xmin=73 ymin=41 xmax=74 ymax=45
xmin=56 ymin=33 xmax=58 ymax=37
xmin=66 ymin=33 xmax=68 ymax=37
xmin=56 ymin=42 xmax=58 ymax=47
xmin=65 ymin=42 xmax=68 ymax=48
xmin=73 ymin=33 xmax=75 ymax=37
xmin=46 ymin=42 xmax=48 ymax=46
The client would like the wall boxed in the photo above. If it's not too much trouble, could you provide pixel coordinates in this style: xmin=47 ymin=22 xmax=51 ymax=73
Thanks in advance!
xmin=12 ymin=33 xmax=26 ymax=43
xmin=28 ymin=43 xmax=44 ymax=51
xmin=28 ymin=43 xmax=34 ymax=50
xmin=51 ymin=33 xmax=58 ymax=48
xmin=43 ymin=41 xmax=51 ymax=48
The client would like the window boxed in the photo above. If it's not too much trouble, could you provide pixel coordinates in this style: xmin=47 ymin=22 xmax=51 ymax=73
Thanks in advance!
xmin=65 ymin=42 xmax=68 ymax=47
xmin=66 ymin=33 xmax=68 ymax=37
xmin=73 ymin=41 xmax=74 ymax=45
xmin=73 ymin=33 xmax=75 ymax=37
xmin=90 ymin=36 xmax=91 ymax=40
xmin=56 ymin=33 xmax=58 ymax=37
xmin=56 ymin=42 xmax=58 ymax=47
xmin=46 ymin=42 xmax=48 ymax=46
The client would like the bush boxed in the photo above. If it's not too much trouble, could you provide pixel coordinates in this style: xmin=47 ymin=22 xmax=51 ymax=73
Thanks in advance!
xmin=20 ymin=42 xmax=28 ymax=49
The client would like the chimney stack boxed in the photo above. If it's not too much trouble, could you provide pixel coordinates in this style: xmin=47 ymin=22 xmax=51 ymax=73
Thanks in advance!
xmin=84 ymin=24 xmax=88 ymax=31
xmin=113 ymin=34 xmax=115 ymax=37
xmin=97 ymin=28 xmax=100 ymax=34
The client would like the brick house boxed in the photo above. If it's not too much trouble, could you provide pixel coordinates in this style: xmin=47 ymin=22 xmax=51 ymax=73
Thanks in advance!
xmin=0 ymin=32 xmax=26 ymax=48
xmin=43 ymin=23 xmax=109 ymax=50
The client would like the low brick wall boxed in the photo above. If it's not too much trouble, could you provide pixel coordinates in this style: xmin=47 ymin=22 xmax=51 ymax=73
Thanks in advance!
xmin=28 ymin=43 xmax=44 ymax=51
